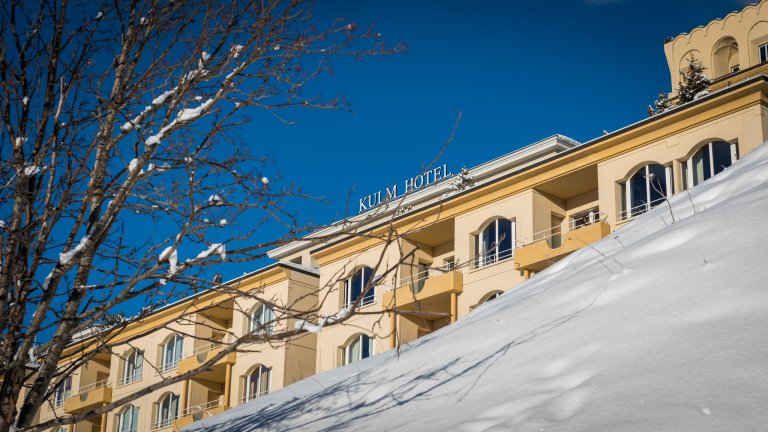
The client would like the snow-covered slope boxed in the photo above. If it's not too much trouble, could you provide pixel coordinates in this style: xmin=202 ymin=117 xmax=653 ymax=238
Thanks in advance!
xmin=184 ymin=142 xmax=768 ymax=432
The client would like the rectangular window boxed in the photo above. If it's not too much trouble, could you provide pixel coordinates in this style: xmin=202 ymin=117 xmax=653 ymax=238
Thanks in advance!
xmin=54 ymin=376 xmax=72 ymax=407
xmin=730 ymin=65 xmax=740 ymax=73
xmin=442 ymin=257 xmax=455 ymax=271
xmin=760 ymin=43 xmax=768 ymax=63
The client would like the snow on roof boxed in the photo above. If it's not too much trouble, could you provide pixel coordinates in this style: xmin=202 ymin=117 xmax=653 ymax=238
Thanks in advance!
xmin=183 ymin=141 xmax=768 ymax=431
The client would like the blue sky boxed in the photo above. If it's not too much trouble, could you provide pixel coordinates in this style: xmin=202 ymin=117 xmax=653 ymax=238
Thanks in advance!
xmin=251 ymin=0 xmax=751 ymax=228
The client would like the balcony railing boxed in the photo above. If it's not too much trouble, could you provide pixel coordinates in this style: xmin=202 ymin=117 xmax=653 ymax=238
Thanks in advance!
xmin=180 ymin=399 xmax=222 ymax=417
xmin=159 ymin=359 xmax=180 ymax=373
xmin=53 ymin=391 xmax=71 ymax=408
xmin=617 ymin=199 xmax=666 ymax=222
xmin=520 ymin=212 xmax=607 ymax=248
xmin=75 ymin=379 xmax=109 ymax=395
xmin=240 ymin=390 xmax=269 ymax=404
xmin=188 ymin=340 xmax=225 ymax=358
xmin=472 ymin=246 xmax=514 ymax=269
xmin=117 ymin=371 xmax=142 ymax=386
xmin=151 ymin=417 xmax=176 ymax=430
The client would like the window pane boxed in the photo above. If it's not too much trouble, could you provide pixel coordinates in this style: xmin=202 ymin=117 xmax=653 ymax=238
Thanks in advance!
xmin=629 ymin=169 xmax=648 ymax=210
xmin=497 ymin=219 xmax=512 ymax=259
xmin=711 ymin=141 xmax=733 ymax=175
xmin=361 ymin=335 xmax=372 ymax=359
xmin=481 ymin=222 xmax=496 ymax=261
xmin=647 ymin=164 xmax=668 ymax=206
xmin=361 ymin=267 xmax=375 ymax=304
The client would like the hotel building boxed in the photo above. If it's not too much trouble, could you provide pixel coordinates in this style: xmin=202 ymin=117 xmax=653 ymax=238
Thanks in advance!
xmin=32 ymin=2 xmax=768 ymax=431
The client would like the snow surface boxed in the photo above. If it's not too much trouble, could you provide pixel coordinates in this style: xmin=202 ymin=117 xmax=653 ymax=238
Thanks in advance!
xmin=184 ymin=141 xmax=768 ymax=432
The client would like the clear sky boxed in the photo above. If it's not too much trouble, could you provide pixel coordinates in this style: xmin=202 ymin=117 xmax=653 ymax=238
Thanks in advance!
xmin=217 ymin=0 xmax=753 ymax=276
xmin=26 ymin=0 xmax=759 ymax=340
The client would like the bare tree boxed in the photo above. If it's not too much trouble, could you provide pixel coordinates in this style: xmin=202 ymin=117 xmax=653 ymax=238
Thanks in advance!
xmin=0 ymin=0 xmax=401 ymax=430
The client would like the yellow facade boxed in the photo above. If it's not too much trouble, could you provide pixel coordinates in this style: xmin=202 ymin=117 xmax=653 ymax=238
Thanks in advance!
xmin=35 ymin=2 xmax=768 ymax=431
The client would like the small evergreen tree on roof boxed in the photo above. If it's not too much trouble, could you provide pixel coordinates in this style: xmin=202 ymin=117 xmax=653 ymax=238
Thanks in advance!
xmin=677 ymin=56 xmax=711 ymax=104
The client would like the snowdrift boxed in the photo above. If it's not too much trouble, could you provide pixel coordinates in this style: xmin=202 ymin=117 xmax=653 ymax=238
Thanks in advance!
xmin=184 ymin=142 xmax=768 ymax=431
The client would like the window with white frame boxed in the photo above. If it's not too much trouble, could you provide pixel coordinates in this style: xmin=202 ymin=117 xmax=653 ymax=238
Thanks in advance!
xmin=249 ymin=304 xmax=276 ymax=334
xmin=53 ymin=376 xmax=72 ymax=407
xmin=121 ymin=350 xmax=144 ymax=385
xmin=161 ymin=334 xmax=184 ymax=372
xmin=343 ymin=334 xmax=374 ymax=366
xmin=475 ymin=218 xmax=515 ymax=267
xmin=243 ymin=365 xmax=271 ymax=402
xmin=485 ymin=292 xmax=502 ymax=303
xmin=619 ymin=164 xmax=672 ymax=220
xmin=344 ymin=267 xmax=375 ymax=308
xmin=118 ymin=404 xmax=140 ymax=432
xmin=154 ymin=393 xmax=179 ymax=430
xmin=760 ymin=43 xmax=768 ymax=63
xmin=681 ymin=141 xmax=738 ymax=190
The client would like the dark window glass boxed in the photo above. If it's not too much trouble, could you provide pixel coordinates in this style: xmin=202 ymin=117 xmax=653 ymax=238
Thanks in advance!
xmin=647 ymin=164 xmax=668 ymax=205
xmin=711 ymin=141 xmax=733 ymax=175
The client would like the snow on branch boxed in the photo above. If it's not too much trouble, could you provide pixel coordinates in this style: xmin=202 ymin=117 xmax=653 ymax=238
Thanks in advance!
xmin=294 ymin=308 xmax=352 ymax=333
xmin=59 ymin=236 xmax=91 ymax=265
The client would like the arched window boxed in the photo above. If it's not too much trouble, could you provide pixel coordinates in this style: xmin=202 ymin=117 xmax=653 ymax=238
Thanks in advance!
xmin=343 ymin=334 xmax=374 ymax=366
xmin=475 ymin=219 xmax=515 ymax=267
xmin=682 ymin=141 xmax=738 ymax=189
xmin=117 ymin=405 xmax=140 ymax=432
xmin=243 ymin=365 xmax=271 ymax=403
xmin=712 ymin=37 xmax=739 ymax=77
xmin=249 ymin=304 xmax=275 ymax=334
xmin=53 ymin=376 xmax=72 ymax=407
xmin=485 ymin=292 xmax=502 ymax=303
xmin=160 ymin=334 xmax=184 ymax=372
xmin=154 ymin=393 xmax=179 ymax=429
xmin=344 ymin=267 xmax=375 ymax=308
xmin=619 ymin=164 xmax=672 ymax=219
xmin=120 ymin=350 xmax=144 ymax=385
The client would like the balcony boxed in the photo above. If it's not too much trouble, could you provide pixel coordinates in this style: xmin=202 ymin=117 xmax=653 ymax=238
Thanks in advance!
xmin=177 ymin=342 xmax=237 ymax=375
xmin=515 ymin=220 xmax=611 ymax=272
xmin=63 ymin=380 xmax=112 ymax=414
xmin=382 ymin=271 xmax=463 ymax=318
xmin=173 ymin=398 xmax=228 ymax=430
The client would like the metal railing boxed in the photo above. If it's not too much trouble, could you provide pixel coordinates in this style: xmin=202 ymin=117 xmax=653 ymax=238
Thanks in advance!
xmin=186 ymin=338 xmax=228 ymax=359
xmin=617 ymin=198 xmax=666 ymax=221
xmin=53 ymin=390 xmax=71 ymax=407
xmin=472 ymin=246 xmax=514 ymax=269
xmin=180 ymin=399 xmax=221 ymax=417
xmin=240 ymin=390 xmax=269 ymax=404
xmin=151 ymin=417 xmax=176 ymax=431
xmin=519 ymin=212 xmax=607 ymax=248
xmin=75 ymin=379 xmax=109 ymax=395
xmin=117 ymin=371 xmax=142 ymax=386
xmin=159 ymin=359 xmax=180 ymax=372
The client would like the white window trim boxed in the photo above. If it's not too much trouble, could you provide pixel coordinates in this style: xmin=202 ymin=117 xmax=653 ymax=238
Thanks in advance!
xmin=249 ymin=304 xmax=276 ymax=334
xmin=622 ymin=165 xmax=672 ymax=219
xmin=160 ymin=335 xmax=183 ymax=372
xmin=475 ymin=219 xmax=516 ymax=268
xmin=243 ymin=365 xmax=271 ymax=403
xmin=154 ymin=393 xmax=179 ymax=430
xmin=684 ymin=141 xmax=738 ymax=190
xmin=344 ymin=267 xmax=375 ymax=308
xmin=343 ymin=334 xmax=374 ymax=366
